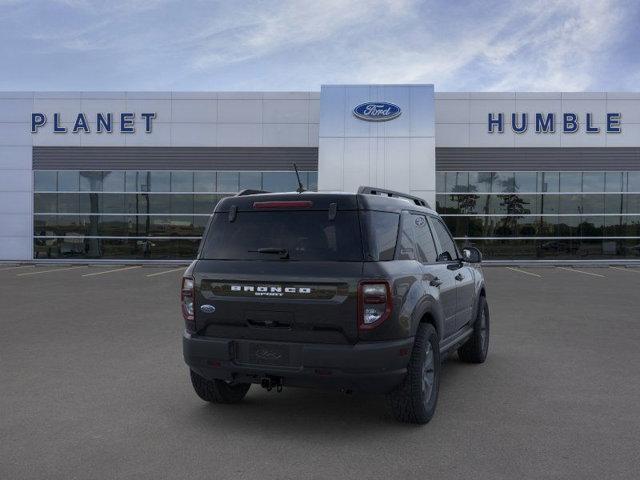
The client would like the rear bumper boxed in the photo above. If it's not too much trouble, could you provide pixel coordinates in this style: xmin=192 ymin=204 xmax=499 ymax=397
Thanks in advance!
xmin=183 ymin=333 xmax=414 ymax=394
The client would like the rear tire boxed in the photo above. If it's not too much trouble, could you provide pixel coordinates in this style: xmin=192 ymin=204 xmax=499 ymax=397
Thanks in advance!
xmin=458 ymin=295 xmax=490 ymax=364
xmin=387 ymin=323 xmax=440 ymax=424
xmin=190 ymin=370 xmax=251 ymax=404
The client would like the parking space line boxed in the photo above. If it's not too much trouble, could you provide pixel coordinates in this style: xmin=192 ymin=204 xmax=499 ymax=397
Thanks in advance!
xmin=0 ymin=265 xmax=34 ymax=272
xmin=557 ymin=267 xmax=606 ymax=278
xmin=146 ymin=267 xmax=185 ymax=277
xmin=82 ymin=266 xmax=142 ymax=277
xmin=506 ymin=267 xmax=542 ymax=278
xmin=609 ymin=266 xmax=640 ymax=274
xmin=17 ymin=266 xmax=86 ymax=276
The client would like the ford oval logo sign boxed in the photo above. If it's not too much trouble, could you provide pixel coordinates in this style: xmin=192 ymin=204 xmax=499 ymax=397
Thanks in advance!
xmin=353 ymin=102 xmax=401 ymax=122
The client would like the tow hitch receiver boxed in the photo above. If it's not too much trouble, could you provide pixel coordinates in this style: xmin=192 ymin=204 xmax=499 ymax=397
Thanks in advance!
xmin=260 ymin=376 xmax=284 ymax=392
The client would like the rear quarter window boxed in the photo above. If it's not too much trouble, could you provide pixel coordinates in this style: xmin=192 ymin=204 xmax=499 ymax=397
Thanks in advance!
xmin=362 ymin=211 xmax=400 ymax=261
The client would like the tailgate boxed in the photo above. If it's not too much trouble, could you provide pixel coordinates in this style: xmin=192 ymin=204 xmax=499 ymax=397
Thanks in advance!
xmin=193 ymin=260 xmax=363 ymax=344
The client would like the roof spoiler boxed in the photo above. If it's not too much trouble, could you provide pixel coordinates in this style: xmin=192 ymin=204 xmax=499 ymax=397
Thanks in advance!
xmin=357 ymin=186 xmax=430 ymax=208
xmin=236 ymin=189 xmax=270 ymax=196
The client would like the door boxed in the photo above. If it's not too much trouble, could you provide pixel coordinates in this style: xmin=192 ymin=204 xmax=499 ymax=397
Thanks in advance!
xmin=409 ymin=213 xmax=458 ymax=338
xmin=428 ymin=216 xmax=473 ymax=333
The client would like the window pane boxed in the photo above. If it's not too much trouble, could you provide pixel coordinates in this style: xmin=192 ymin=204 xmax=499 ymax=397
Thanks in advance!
xmin=79 ymin=172 xmax=103 ymax=192
xmin=239 ymin=172 xmax=262 ymax=190
xmin=364 ymin=211 xmax=399 ymax=261
xmin=493 ymin=172 xmax=515 ymax=192
xmin=126 ymin=171 xmax=146 ymax=192
xmin=515 ymin=216 xmax=539 ymax=236
xmin=34 ymin=193 xmax=57 ymax=213
xmin=446 ymin=172 xmax=468 ymax=193
xmin=194 ymin=172 xmax=216 ymax=192
xmin=430 ymin=217 xmax=458 ymax=261
xmin=444 ymin=216 xmax=467 ymax=237
xmin=541 ymin=194 xmax=559 ymax=214
xmin=217 ymin=172 xmax=239 ymax=192
xmin=559 ymin=194 xmax=581 ymax=214
xmin=397 ymin=214 xmax=416 ymax=261
xmin=262 ymin=172 xmax=298 ymax=192
xmin=560 ymin=172 xmax=582 ymax=192
xmin=147 ymin=194 xmax=171 ymax=214
xmin=57 ymin=193 xmax=79 ymax=213
xmin=469 ymin=172 xmax=493 ymax=192
xmin=580 ymin=216 xmax=604 ymax=236
xmin=102 ymin=194 xmax=125 ymax=214
xmin=435 ymin=172 xmax=445 ymax=192
xmin=582 ymin=194 xmax=604 ymax=214
xmin=202 ymin=211 xmax=365 ymax=261
xmin=413 ymin=215 xmax=438 ymax=263
xmin=102 ymin=171 xmax=125 ymax=192
xmin=171 ymin=172 xmax=193 ymax=192
xmin=34 ymin=171 xmax=57 ymax=191
xmin=628 ymin=172 xmax=640 ymax=192
xmin=148 ymin=171 xmax=170 ymax=192
xmin=514 ymin=172 xmax=537 ymax=192
xmin=604 ymin=194 xmax=623 ymax=214
xmin=307 ymin=172 xmax=318 ymax=191
xmin=58 ymin=171 xmax=79 ymax=192
xmin=605 ymin=172 xmax=623 ymax=192
xmin=170 ymin=194 xmax=194 ymax=214
xmin=582 ymin=172 xmax=604 ymax=192
xmin=539 ymin=172 xmax=559 ymax=192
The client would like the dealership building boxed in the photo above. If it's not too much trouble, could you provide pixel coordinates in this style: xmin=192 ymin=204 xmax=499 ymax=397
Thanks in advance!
xmin=1 ymin=84 xmax=639 ymax=262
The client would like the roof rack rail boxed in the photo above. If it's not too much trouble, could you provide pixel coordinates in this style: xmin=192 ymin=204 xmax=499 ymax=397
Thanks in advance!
xmin=236 ymin=189 xmax=270 ymax=196
xmin=357 ymin=186 xmax=430 ymax=208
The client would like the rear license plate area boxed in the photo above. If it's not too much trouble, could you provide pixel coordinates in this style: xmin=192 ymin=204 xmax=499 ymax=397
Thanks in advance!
xmin=234 ymin=342 xmax=296 ymax=367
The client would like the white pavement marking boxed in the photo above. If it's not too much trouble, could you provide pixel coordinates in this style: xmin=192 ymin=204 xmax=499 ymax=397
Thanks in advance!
xmin=82 ymin=265 xmax=142 ymax=277
xmin=609 ymin=266 xmax=640 ymax=274
xmin=146 ymin=267 xmax=185 ymax=277
xmin=0 ymin=265 xmax=34 ymax=272
xmin=506 ymin=267 xmax=542 ymax=278
xmin=557 ymin=267 xmax=606 ymax=278
xmin=17 ymin=266 xmax=86 ymax=276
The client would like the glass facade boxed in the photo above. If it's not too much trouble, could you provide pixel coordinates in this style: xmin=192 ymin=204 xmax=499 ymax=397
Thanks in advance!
xmin=33 ymin=170 xmax=318 ymax=259
xmin=436 ymin=171 xmax=640 ymax=260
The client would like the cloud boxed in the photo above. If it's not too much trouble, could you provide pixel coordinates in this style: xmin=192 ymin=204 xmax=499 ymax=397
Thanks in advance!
xmin=0 ymin=0 xmax=637 ymax=91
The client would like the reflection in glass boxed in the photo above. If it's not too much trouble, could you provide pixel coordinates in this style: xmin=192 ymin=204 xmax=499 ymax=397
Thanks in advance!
xmin=217 ymin=172 xmax=239 ymax=192
xmin=34 ymin=171 xmax=57 ymax=191
xmin=58 ymin=171 xmax=79 ymax=192
xmin=560 ymin=172 xmax=582 ymax=192
xmin=194 ymin=172 xmax=216 ymax=192
xmin=171 ymin=172 xmax=194 ymax=192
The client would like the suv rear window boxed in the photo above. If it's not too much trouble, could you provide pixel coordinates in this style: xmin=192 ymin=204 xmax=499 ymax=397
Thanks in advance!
xmin=200 ymin=211 xmax=364 ymax=261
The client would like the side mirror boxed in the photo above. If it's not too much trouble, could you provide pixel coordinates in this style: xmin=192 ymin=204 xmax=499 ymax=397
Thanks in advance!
xmin=462 ymin=246 xmax=482 ymax=263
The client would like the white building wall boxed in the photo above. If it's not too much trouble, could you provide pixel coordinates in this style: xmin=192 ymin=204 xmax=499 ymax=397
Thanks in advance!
xmin=434 ymin=92 xmax=640 ymax=148
xmin=317 ymin=85 xmax=436 ymax=206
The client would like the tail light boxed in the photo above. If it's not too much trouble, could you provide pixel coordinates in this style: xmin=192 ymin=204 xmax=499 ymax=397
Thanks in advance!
xmin=181 ymin=277 xmax=195 ymax=325
xmin=358 ymin=281 xmax=392 ymax=330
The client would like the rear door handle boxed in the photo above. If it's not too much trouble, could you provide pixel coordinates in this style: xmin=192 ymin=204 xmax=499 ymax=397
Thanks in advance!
xmin=429 ymin=277 xmax=443 ymax=287
xmin=455 ymin=273 xmax=464 ymax=281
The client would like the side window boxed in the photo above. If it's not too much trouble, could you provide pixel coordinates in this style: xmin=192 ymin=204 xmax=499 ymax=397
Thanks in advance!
xmin=396 ymin=213 xmax=416 ymax=260
xmin=412 ymin=214 xmax=437 ymax=263
xmin=429 ymin=217 xmax=458 ymax=262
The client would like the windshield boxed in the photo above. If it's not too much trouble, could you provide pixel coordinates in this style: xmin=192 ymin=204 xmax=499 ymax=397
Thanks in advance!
xmin=200 ymin=211 xmax=364 ymax=261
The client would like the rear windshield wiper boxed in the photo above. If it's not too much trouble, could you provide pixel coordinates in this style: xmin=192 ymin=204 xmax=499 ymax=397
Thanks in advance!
xmin=248 ymin=247 xmax=290 ymax=259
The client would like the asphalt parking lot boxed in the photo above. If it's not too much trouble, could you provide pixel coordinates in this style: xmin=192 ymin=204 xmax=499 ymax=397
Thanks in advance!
xmin=1 ymin=264 xmax=640 ymax=480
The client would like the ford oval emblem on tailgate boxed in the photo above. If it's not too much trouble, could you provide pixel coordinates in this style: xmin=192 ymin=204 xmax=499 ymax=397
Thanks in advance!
xmin=200 ymin=304 xmax=216 ymax=313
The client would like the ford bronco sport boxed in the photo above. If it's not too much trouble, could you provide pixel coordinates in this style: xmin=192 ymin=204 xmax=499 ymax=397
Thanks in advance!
xmin=182 ymin=186 xmax=489 ymax=424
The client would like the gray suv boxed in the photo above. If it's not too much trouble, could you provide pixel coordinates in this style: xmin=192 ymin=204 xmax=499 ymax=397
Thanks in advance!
xmin=182 ymin=186 xmax=489 ymax=424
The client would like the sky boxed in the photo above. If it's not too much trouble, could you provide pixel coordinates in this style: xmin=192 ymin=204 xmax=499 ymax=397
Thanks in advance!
xmin=0 ymin=0 xmax=639 ymax=92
